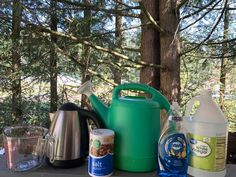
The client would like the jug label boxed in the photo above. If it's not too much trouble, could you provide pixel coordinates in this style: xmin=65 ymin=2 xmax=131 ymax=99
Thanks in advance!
xmin=187 ymin=133 xmax=226 ymax=172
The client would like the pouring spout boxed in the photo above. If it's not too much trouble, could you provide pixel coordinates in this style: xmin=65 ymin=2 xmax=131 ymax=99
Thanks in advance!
xmin=49 ymin=113 xmax=55 ymax=122
xmin=89 ymin=94 xmax=108 ymax=127
xmin=77 ymin=80 xmax=93 ymax=97
xmin=78 ymin=80 xmax=108 ymax=127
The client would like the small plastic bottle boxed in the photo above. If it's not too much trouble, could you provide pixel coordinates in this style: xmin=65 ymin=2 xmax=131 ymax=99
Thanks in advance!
xmin=157 ymin=102 xmax=189 ymax=177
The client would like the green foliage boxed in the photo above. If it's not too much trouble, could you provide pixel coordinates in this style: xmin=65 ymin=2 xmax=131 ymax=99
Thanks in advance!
xmin=0 ymin=96 xmax=50 ymax=132
xmin=21 ymin=98 xmax=50 ymax=127
xmin=0 ymin=98 xmax=13 ymax=131
xmin=180 ymin=0 xmax=236 ymax=131
xmin=0 ymin=0 xmax=235 ymax=133
xmin=225 ymin=99 xmax=236 ymax=132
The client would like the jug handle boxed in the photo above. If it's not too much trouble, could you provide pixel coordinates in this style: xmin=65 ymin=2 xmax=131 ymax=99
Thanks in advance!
xmin=185 ymin=96 xmax=201 ymax=117
xmin=112 ymin=83 xmax=170 ymax=112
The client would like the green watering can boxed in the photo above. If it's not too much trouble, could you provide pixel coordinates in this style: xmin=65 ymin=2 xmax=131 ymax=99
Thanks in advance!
xmin=78 ymin=81 xmax=170 ymax=172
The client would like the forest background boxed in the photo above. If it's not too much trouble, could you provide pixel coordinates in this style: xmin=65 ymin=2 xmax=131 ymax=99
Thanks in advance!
xmin=0 ymin=0 xmax=236 ymax=135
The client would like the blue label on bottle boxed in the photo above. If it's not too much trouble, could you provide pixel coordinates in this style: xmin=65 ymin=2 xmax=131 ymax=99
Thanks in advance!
xmin=88 ymin=153 xmax=113 ymax=176
xmin=158 ymin=133 xmax=188 ymax=176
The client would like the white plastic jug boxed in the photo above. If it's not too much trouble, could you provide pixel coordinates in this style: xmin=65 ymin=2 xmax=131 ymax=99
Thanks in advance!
xmin=184 ymin=89 xmax=228 ymax=177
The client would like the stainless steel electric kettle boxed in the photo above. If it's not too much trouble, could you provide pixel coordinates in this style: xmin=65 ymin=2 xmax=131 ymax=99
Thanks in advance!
xmin=46 ymin=102 xmax=103 ymax=168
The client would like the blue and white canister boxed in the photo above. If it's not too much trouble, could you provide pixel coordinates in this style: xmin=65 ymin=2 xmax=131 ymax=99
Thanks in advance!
xmin=88 ymin=129 xmax=114 ymax=177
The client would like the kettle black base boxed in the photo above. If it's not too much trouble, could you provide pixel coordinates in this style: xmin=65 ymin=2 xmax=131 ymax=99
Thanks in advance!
xmin=46 ymin=157 xmax=85 ymax=168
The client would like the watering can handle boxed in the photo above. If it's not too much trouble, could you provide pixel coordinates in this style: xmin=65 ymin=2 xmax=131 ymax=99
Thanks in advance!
xmin=185 ymin=96 xmax=201 ymax=116
xmin=112 ymin=83 xmax=170 ymax=112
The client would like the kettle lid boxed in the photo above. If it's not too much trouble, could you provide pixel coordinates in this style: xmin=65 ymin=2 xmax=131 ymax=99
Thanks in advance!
xmin=59 ymin=102 xmax=79 ymax=111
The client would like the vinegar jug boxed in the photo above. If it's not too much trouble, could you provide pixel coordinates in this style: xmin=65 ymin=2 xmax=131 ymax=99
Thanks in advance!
xmin=184 ymin=90 xmax=228 ymax=177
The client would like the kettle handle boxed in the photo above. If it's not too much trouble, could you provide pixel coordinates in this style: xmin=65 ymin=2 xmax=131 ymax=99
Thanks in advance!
xmin=79 ymin=108 xmax=104 ymax=129
xmin=78 ymin=108 xmax=103 ymax=157
xmin=112 ymin=83 xmax=170 ymax=112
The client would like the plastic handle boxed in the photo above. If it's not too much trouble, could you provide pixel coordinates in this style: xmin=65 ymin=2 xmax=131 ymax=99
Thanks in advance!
xmin=185 ymin=96 xmax=201 ymax=117
xmin=79 ymin=108 xmax=103 ymax=128
xmin=78 ymin=108 xmax=103 ymax=156
xmin=112 ymin=83 xmax=170 ymax=112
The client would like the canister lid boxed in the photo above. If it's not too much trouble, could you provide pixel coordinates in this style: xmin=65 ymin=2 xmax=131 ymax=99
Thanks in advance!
xmin=90 ymin=129 xmax=114 ymax=137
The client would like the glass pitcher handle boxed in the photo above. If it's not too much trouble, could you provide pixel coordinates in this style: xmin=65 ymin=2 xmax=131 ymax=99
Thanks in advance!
xmin=36 ymin=137 xmax=46 ymax=157
xmin=46 ymin=135 xmax=55 ymax=163
xmin=36 ymin=135 xmax=55 ymax=162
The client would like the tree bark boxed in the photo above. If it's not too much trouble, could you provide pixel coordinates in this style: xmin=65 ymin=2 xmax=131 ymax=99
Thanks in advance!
xmin=112 ymin=0 xmax=122 ymax=85
xmin=139 ymin=0 xmax=180 ymax=126
xmin=81 ymin=0 xmax=92 ymax=108
xmin=11 ymin=0 xmax=22 ymax=122
xmin=220 ymin=4 xmax=229 ymax=111
xmin=50 ymin=0 xmax=58 ymax=112
xmin=140 ymin=0 xmax=160 ymax=89
xmin=159 ymin=0 xmax=180 ymax=102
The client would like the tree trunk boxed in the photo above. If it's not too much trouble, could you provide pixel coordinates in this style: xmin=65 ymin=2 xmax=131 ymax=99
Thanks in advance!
xmin=140 ymin=0 xmax=160 ymax=89
xmin=220 ymin=5 xmax=229 ymax=111
xmin=159 ymin=0 xmax=180 ymax=103
xmin=139 ymin=0 xmax=180 ymax=125
xmin=113 ymin=0 xmax=122 ymax=85
xmin=50 ymin=0 xmax=58 ymax=112
xmin=140 ymin=0 xmax=180 ymax=103
xmin=11 ymin=0 xmax=22 ymax=122
xmin=81 ymin=0 xmax=92 ymax=108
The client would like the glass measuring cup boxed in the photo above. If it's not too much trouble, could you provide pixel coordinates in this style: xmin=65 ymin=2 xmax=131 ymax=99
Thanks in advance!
xmin=3 ymin=126 xmax=54 ymax=171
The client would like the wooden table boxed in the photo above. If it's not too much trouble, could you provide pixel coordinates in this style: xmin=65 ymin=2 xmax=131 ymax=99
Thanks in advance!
xmin=0 ymin=155 xmax=235 ymax=177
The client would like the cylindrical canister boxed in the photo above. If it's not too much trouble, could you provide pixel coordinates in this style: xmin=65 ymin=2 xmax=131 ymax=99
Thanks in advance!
xmin=88 ymin=129 xmax=114 ymax=177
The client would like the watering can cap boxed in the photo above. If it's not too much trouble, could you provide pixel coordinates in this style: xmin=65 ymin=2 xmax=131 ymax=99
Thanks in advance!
xmin=77 ymin=80 xmax=93 ymax=97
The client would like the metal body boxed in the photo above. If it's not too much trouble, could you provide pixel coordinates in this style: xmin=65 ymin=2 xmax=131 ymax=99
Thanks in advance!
xmin=49 ymin=111 xmax=81 ymax=161
xmin=47 ymin=102 xmax=103 ymax=168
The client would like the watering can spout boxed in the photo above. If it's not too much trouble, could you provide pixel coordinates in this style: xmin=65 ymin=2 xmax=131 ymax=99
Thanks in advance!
xmin=89 ymin=94 xmax=108 ymax=126
xmin=78 ymin=81 xmax=108 ymax=127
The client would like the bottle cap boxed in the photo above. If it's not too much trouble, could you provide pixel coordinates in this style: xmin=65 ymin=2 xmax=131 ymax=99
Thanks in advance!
xmin=171 ymin=116 xmax=182 ymax=122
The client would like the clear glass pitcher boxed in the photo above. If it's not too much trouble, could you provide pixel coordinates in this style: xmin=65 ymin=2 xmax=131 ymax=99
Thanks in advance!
xmin=3 ymin=126 xmax=54 ymax=171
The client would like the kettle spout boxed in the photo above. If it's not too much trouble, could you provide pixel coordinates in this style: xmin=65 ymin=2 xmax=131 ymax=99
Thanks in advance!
xmin=49 ymin=112 xmax=55 ymax=122
xmin=78 ymin=80 xmax=108 ymax=127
